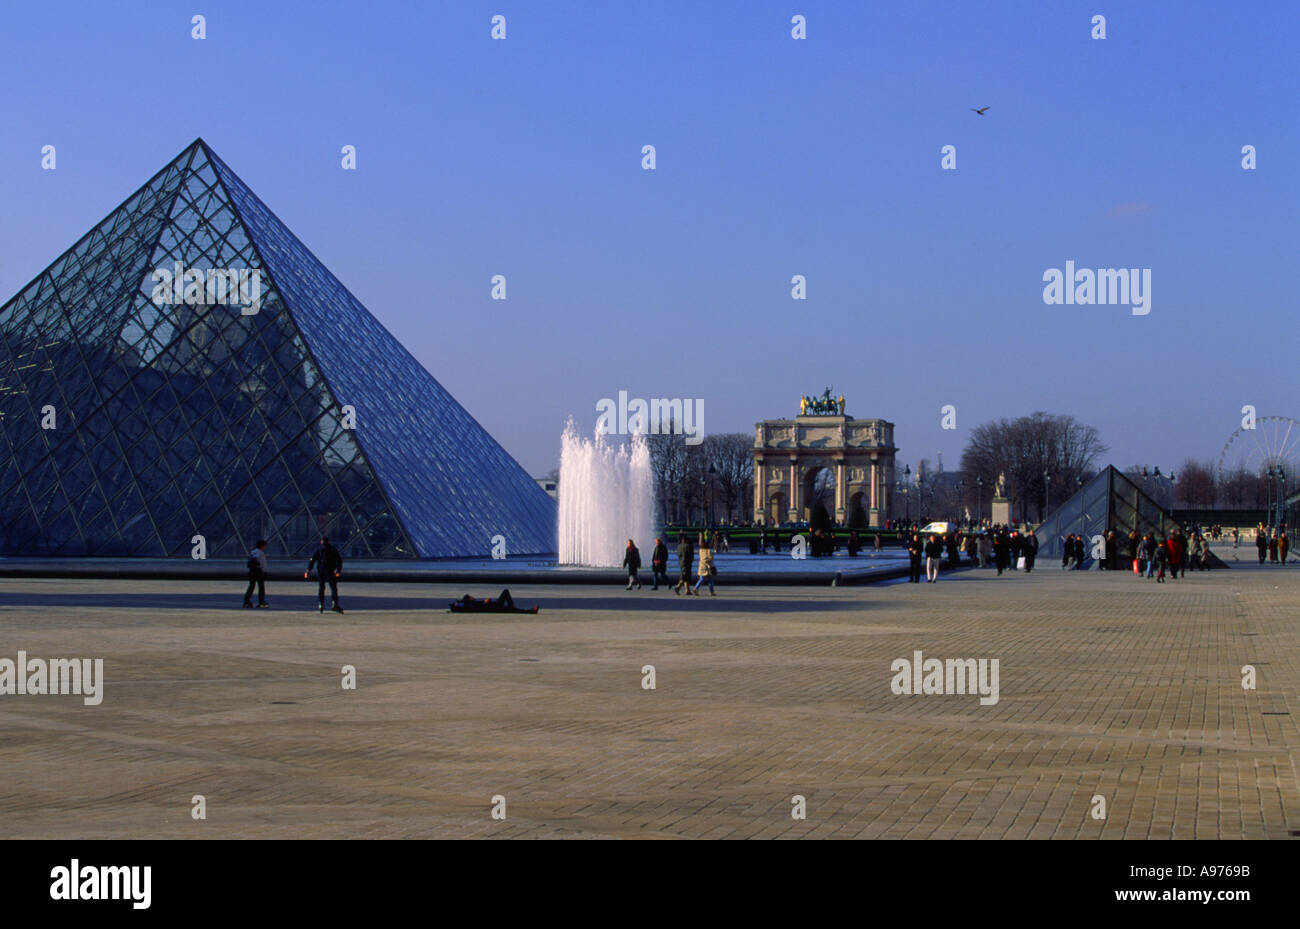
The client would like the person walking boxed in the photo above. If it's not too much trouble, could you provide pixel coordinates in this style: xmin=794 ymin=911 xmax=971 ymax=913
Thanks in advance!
xmin=907 ymin=532 xmax=924 ymax=583
xmin=977 ymin=532 xmax=990 ymax=568
xmin=305 ymin=535 xmax=344 ymax=613
xmin=1155 ymin=537 xmax=1169 ymax=582
xmin=924 ymin=533 xmax=943 ymax=583
xmin=1141 ymin=533 xmax=1156 ymax=578
xmin=1269 ymin=531 xmax=1279 ymax=563
xmin=994 ymin=527 xmax=1010 ymax=576
xmin=674 ymin=533 xmax=695 ymax=595
xmin=1062 ymin=534 xmax=1075 ymax=570
xmin=1280 ymin=530 xmax=1290 ymax=565
xmin=1232 ymin=527 xmax=1240 ymax=560
xmin=243 ymin=538 xmax=269 ymax=608
xmin=623 ymin=539 xmax=642 ymax=590
xmin=1168 ymin=530 xmax=1185 ymax=579
xmin=1024 ymin=530 xmax=1039 ymax=572
xmin=650 ymin=537 xmax=669 ymax=589
xmin=693 ymin=540 xmax=716 ymax=596
xmin=1256 ymin=527 xmax=1268 ymax=563
xmin=1104 ymin=530 xmax=1117 ymax=570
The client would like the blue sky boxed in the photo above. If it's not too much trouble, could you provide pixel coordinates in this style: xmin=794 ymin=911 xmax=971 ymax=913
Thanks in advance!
xmin=1 ymin=0 xmax=1296 ymax=477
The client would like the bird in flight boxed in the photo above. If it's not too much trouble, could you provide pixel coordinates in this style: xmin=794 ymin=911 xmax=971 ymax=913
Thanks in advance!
xmin=971 ymin=106 xmax=990 ymax=115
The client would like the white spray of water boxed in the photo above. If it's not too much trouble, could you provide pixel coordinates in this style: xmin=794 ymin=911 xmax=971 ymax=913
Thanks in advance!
xmin=558 ymin=419 xmax=655 ymax=567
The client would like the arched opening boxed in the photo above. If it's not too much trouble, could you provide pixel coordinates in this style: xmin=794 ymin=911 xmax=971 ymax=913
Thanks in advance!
xmin=768 ymin=490 xmax=786 ymax=526
xmin=848 ymin=491 xmax=869 ymax=528
xmin=802 ymin=465 xmax=836 ymax=526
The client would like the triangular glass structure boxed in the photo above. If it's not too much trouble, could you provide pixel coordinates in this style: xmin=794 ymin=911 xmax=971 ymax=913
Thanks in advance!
xmin=1035 ymin=465 xmax=1189 ymax=565
xmin=0 ymin=140 xmax=555 ymax=558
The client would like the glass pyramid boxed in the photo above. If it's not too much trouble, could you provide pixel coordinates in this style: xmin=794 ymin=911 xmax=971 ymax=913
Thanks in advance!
xmin=0 ymin=139 xmax=556 ymax=558
xmin=1034 ymin=465 xmax=1184 ymax=565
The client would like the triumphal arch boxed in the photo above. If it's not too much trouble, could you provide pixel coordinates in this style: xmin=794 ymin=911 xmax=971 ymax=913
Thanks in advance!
xmin=753 ymin=390 xmax=897 ymax=527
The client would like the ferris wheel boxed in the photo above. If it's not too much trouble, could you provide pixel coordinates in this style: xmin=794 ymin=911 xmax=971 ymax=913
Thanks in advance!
xmin=1217 ymin=416 xmax=1300 ymax=479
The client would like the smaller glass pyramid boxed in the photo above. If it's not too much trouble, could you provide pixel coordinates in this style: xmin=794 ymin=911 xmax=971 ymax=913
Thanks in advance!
xmin=1034 ymin=466 xmax=1188 ymax=565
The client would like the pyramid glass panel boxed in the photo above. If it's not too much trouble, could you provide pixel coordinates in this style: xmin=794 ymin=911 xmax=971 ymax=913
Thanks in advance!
xmin=0 ymin=140 xmax=556 ymax=558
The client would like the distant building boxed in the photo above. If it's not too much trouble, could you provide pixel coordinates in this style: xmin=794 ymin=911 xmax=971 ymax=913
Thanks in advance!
xmin=536 ymin=477 xmax=558 ymax=500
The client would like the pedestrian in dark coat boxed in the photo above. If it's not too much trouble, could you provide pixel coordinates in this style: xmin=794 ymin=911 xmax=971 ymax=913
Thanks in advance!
xmin=1023 ymin=531 xmax=1038 ymax=572
xmin=650 ymin=538 xmax=669 ymax=589
xmin=907 ymin=533 xmax=924 ymax=583
xmin=305 ymin=536 xmax=344 ymax=613
xmin=623 ymin=540 xmax=642 ymax=590
xmin=674 ymin=534 xmax=695 ymax=595
xmin=243 ymin=539 xmax=268 ymax=608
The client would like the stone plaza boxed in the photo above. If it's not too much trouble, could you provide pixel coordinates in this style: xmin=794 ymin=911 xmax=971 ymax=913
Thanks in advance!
xmin=1 ymin=551 xmax=1296 ymax=839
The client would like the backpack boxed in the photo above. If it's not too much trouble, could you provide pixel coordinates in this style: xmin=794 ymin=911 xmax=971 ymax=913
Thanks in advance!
xmin=247 ymin=554 xmax=259 ymax=571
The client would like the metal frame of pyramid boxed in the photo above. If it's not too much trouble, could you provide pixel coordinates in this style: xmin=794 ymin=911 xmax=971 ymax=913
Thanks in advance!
xmin=0 ymin=140 xmax=556 ymax=558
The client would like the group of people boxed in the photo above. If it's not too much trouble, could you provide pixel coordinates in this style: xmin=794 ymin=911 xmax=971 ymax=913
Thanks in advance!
xmin=903 ymin=524 xmax=1041 ymax=582
xmin=1251 ymin=526 xmax=1290 ymax=564
xmin=623 ymin=533 xmax=718 ymax=596
xmin=242 ymin=535 xmax=346 ymax=612
xmin=1083 ymin=527 xmax=1212 ymax=579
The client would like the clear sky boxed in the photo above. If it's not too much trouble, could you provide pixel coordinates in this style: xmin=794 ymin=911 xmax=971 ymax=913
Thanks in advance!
xmin=2 ymin=1 xmax=1296 ymax=478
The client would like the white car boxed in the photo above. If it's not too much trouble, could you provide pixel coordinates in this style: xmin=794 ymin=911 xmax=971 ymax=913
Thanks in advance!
xmin=919 ymin=521 xmax=952 ymax=535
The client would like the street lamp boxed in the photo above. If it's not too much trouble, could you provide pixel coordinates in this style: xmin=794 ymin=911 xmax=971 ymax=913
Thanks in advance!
xmin=957 ymin=479 xmax=966 ymax=526
xmin=1043 ymin=470 xmax=1051 ymax=521
xmin=707 ymin=464 xmax=717 ymax=528
xmin=903 ymin=465 xmax=912 ymax=525
xmin=1266 ymin=466 xmax=1277 ymax=529
xmin=1277 ymin=467 xmax=1286 ymax=529
xmin=976 ymin=475 xmax=983 ymax=526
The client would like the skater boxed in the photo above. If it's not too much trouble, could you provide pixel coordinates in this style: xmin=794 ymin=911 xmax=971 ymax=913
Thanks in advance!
xmin=305 ymin=535 xmax=344 ymax=613
xmin=1232 ymin=528 xmax=1240 ymax=560
xmin=623 ymin=539 xmax=642 ymax=589
xmin=674 ymin=533 xmax=695 ymax=595
xmin=650 ymin=537 xmax=669 ymax=589
xmin=243 ymin=539 xmax=268 ymax=608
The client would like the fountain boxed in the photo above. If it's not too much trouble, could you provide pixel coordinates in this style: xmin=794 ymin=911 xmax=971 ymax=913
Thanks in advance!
xmin=557 ymin=419 xmax=654 ymax=566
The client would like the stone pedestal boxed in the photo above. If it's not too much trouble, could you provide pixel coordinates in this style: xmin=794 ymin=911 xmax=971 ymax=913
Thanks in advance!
xmin=991 ymin=496 xmax=1011 ymax=527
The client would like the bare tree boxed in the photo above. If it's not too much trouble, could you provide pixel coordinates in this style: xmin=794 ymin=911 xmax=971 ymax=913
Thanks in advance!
xmin=1174 ymin=459 xmax=1215 ymax=508
xmin=648 ymin=429 xmax=755 ymax=525
xmin=960 ymin=412 xmax=1108 ymax=522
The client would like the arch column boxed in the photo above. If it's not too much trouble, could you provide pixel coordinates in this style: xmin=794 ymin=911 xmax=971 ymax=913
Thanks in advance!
xmin=869 ymin=455 xmax=881 ymax=527
xmin=753 ymin=456 xmax=765 ymax=524
xmin=788 ymin=456 xmax=800 ymax=524
xmin=834 ymin=456 xmax=847 ymax=526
